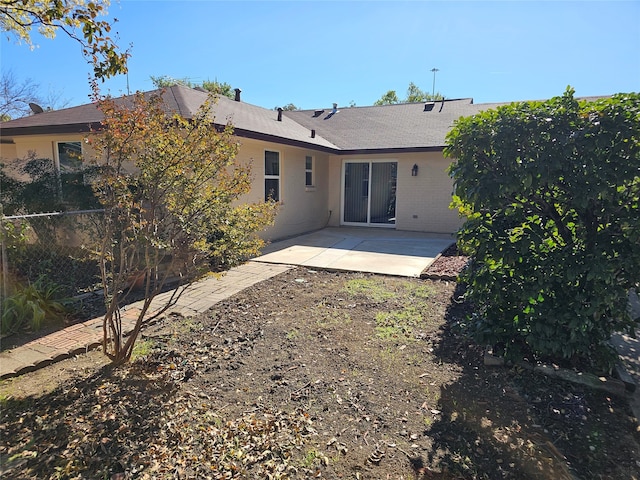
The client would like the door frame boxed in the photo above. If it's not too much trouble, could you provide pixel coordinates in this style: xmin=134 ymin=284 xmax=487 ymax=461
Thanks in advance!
xmin=340 ymin=159 xmax=397 ymax=228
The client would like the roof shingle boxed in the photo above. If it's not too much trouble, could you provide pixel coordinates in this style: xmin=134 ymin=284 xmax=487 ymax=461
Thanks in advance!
xmin=283 ymin=99 xmax=505 ymax=151
xmin=0 ymin=85 xmax=339 ymax=150
xmin=1 ymin=86 xmax=609 ymax=153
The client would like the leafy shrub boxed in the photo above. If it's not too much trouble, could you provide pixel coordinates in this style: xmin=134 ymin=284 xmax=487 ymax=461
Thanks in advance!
xmin=1 ymin=154 xmax=101 ymax=216
xmin=1 ymin=277 xmax=72 ymax=335
xmin=446 ymin=89 xmax=640 ymax=372
xmin=8 ymin=244 xmax=101 ymax=297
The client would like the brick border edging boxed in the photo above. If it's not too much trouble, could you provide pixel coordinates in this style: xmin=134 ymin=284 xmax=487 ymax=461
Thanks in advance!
xmin=0 ymin=342 xmax=102 ymax=380
xmin=0 ymin=262 xmax=294 ymax=381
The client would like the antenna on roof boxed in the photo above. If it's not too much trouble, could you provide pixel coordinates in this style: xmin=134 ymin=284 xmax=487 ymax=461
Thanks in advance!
xmin=430 ymin=68 xmax=439 ymax=97
xmin=29 ymin=103 xmax=44 ymax=114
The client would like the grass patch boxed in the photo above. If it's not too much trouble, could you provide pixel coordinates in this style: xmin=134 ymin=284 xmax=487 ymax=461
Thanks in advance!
xmin=299 ymin=448 xmax=329 ymax=468
xmin=315 ymin=310 xmax=352 ymax=329
xmin=343 ymin=278 xmax=396 ymax=302
xmin=375 ymin=306 xmax=424 ymax=341
xmin=403 ymin=282 xmax=435 ymax=300
xmin=130 ymin=339 xmax=155 ymax=361
xmin=377 ymin=345 xmax=408 ymax=370
xmin=0 ymin=392 xmax=13 ymax=408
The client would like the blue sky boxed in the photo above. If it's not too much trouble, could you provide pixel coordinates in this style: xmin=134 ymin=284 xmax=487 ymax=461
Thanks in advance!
xmin=2 ymin=1 xmax=639 ymax=111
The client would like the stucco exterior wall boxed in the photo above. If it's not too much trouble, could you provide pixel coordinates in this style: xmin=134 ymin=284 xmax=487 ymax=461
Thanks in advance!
xmin=0 ymin=142 xmax=17 ymax=164
xmin=2 ymin=131 xmax=461 ymax=237
xmin=0 ymin=133 xmax=87 ymax=161
xmin=395 ymin=152 xmax=462 ymax=233
xmin=327 ymin=157 xmax=342 ymax=228
xmin=0 ymin=133 xmax=88 ymax=180
xmin=328 ymin=151 xmax=462 ymax=234
xmin=226 ymin=138 xmax=331 ymax=241
xmin=1 ymin=132 xmax=331 ymax=240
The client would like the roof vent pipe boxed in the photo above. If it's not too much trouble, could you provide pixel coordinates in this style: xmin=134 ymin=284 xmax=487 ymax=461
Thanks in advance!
xmin=311 ymin=129 xmax=316 ymax=138
xmin=277 ymin=107 xmax=283 ymax=121
xmin=332 ymin=103 xmax=338 ymax=113
xmin=234 ymin=88 xmax=242 ymax=102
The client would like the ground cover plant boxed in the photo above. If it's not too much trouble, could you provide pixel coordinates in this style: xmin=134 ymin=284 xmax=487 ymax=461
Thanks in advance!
xmin=1 ymin=265 xmax=638 ymax=479
xmin=0 ymin=276 xmax=71 ymax=335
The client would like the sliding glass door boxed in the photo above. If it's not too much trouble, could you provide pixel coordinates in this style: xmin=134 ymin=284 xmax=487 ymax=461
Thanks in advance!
xmin=342 ymin=161 xmax=397 ymax=226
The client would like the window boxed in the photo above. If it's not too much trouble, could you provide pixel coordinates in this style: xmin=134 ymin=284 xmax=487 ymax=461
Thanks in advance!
xmin=265 ymin=150 xmax=280 ymax=201
xmin=56 ymin=141 xmax=83 ymax=172
xmin=305 ymin=155 xmax=314 ymax=187
xmin=54 ymin=141 xmax=89 ymax=203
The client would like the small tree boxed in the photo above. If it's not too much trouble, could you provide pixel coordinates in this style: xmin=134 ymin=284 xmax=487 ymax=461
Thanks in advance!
xmin=374 ymin=90 xmax=400 ymax=106
xmin=150 ymin=75 xmax=235 ymax=99
xmin=276 ymin=103 xmax=298 ymax=111
xmin=89 ymin=89 xmax=277 ymax=363
xmin=446 ymin=88 xmax=640 ymax=371
xmin=374 ymin=82 xmax=444 ymax=105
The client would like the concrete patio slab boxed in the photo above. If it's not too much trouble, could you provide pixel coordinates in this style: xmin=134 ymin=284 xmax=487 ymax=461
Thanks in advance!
xmin=255 ymin=227 xmax=455 ymax=277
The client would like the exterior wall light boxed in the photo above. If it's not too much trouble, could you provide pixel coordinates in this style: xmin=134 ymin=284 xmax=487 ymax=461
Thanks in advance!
xmin=411 ymin=164 xmax=419 ymax=177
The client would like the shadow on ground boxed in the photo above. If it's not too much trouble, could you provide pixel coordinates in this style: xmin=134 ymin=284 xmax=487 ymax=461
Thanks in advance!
xmin=0 ymin=362 xmax=178 ymax=478
xmin=410 ymin=283 xmax=640 ymax=480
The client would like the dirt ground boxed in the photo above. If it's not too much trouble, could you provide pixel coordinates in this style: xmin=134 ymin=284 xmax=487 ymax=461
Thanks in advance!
xmin=1 ymin=254 xmax=639 ymax=479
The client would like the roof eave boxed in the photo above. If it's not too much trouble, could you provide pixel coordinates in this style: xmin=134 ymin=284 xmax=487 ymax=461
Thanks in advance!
xmin=231 ymin=128 xmax=338 ymax=153
xmin=337 ymin=145 xmax=445 ymax=155
xmin=0 ymin=123 xmax=101 ymax=137
xmin=0 ymin=124 xmax=447 ymax=154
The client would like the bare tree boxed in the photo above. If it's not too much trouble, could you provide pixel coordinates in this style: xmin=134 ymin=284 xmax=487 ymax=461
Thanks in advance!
xmin=41 ymin=87 xmax=70 ymax=112
xmin=0 ymin=70 xmax=70 ymax=120
xmin=0 ymin=70 xmax=41 ymax=120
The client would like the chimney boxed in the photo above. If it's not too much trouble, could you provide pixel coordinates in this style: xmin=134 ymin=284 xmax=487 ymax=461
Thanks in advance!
xmin=311 ymin=129 xmax=316 ymax=138
xmin=277 ymin=107 xmax=283 ymax=122
xmin=234 ymin=88 xmax=242 ymax=102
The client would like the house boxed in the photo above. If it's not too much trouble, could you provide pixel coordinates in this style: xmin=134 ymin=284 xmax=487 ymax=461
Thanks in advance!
xmin=0 ymin=85 xmax=502 ymax=241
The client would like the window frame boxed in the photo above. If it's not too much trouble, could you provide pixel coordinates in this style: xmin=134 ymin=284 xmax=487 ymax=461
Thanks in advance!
xmin=264 ymin=149 xmax=281 ymax=202
xmin=304 ymin=155 xmax=315 ymax=188
xmin=54 ymin=140 xmax=84 ymax=200
xmin=55 ymin=140 xmax=83 ymax=173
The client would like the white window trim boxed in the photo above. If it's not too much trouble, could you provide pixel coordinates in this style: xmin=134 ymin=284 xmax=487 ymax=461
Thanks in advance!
xmin=54 ymin=140 xmax=83 ymax=173
xmin=340 ymin=158 xmax=398 ymax=228
xmin=305 ymin=154 xmax=315 ymax=191
xmin=264 ymin=149 xmax=281 ymax=202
